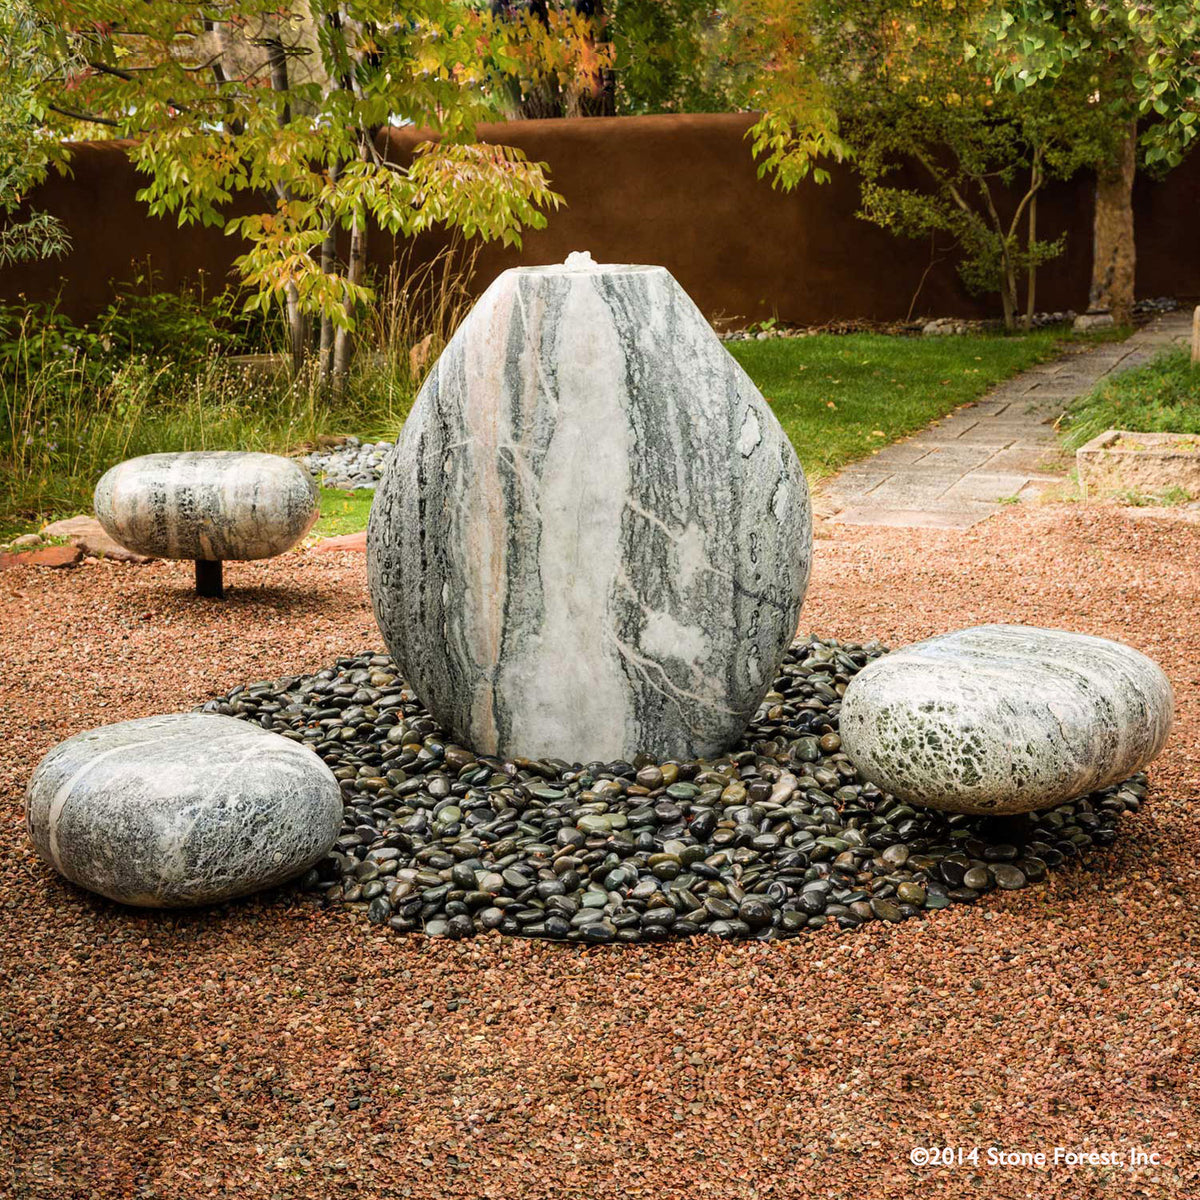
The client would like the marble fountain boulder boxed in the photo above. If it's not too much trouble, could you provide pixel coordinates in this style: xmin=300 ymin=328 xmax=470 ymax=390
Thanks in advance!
xmin=25 ymin=713 xmax=342 ymax=906
xmin=368 ymin=255 xmax=812 ymax=762
xmin=94 ymin=451 xmax=318 ymax=596
xmin=839 ymin=624 xmax=1174 ymax=815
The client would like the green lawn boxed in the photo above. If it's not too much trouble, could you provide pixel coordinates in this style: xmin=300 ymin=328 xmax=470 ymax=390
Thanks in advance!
xmin=312 ymin=486 xmax=376 ymax=539
xmin=726 ymin=328 xmax=1080 ymax=485
xmin=1061 ymin=347 xmax=1200 ymax=450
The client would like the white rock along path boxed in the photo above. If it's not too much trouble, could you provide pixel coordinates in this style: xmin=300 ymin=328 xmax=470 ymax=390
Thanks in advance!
xmin=817 ymin=311 xmax=1193 ymax=530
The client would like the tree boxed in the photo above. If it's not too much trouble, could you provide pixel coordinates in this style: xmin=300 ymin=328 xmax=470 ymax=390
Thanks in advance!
xmin=736 ymin=0 xmax=1122 ymax=326
xmin=489 ymin=1 xmax=615 ymax=118
xmin=984 ymin=1 xmax=1200 ymax=325
xmin=488 ymin=2 xmax=741 ymax=119
xmin=829 ymin=0 xmax=1113 ymax=328
xmin=31 ymin=1 xmax=563 ymax=388
xmin=727 ymin=0 xmax=849 ymax=190
xmin=0 ymin=0 xmax=70 ymax=266
xmin=607 ymin=0 xmax=740 ymax=115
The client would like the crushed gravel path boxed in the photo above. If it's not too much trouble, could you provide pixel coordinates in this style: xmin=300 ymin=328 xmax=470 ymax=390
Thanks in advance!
xmin=2 ymin=504 xmax=1197 ymax=1199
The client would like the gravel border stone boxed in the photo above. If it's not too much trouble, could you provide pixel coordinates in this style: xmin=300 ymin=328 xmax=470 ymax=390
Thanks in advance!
xmin=301 ymin=436 xmax=394 ymax=490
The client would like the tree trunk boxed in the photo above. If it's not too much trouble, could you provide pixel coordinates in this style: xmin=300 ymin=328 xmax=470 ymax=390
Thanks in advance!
xmin=331 ymin=137 xmax=371 ymax=393
xmin=978 ymin=177 xmax=1020 ymax=331
xmin=318 ymin=164 xmax=341 ymax=390
xmin=1089 ymin=119 xmax=1137 ymax=325
xmin=265 ymin=38 xmax=292 ymax=124
xmin=318 ymin=232 xmax=337 ymax=388
xmin=995 ymin=232 xmax=1019 ymax=332
xmin=1024 ymin=190 xmax=1037 ymax=331
xmin=332 ymin=214 xmax=367 ymax=393
xmin=284 ymin=285 xmax=306 ymax=375
xmin=999 ymin=271 xmax=1016 ymax=332
xmin=265 ymin=35 xmax=305 ymax=372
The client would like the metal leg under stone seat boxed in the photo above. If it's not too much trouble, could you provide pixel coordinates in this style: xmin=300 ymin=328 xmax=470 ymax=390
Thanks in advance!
xmin=195 ymin=559 xmax=224 ymax=598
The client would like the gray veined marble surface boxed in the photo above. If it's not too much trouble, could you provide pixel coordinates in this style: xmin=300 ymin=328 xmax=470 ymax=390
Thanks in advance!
xmin=839 ymin=624 xmax=1174 ymax=814
xmin=25 ymin=713 xmax=342 ymax=906
xmin=368 ymin=259 xmax=812 ymax=762
xmin=94 ymin=451 xmax=318 ymax=561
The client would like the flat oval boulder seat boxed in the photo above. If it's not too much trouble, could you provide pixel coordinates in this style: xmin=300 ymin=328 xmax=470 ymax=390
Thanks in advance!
xmin=25 ymin=713 xmax=342 ymax=907
xmin=367 ymin=255 xmax=812 ymax=763
xmin=94 ymin=450 xmax=318 ymax=560
xmin=839 ymin=624 xmax=1173 ymax=815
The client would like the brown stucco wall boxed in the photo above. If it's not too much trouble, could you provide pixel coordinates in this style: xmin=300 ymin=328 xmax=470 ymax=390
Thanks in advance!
xmin=2 ymin=113 xmax=1196 ymax=326
xmin=0 ymin=139 xmax=258 ymax=319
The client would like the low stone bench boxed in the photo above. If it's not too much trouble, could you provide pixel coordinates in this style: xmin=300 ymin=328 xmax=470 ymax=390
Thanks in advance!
xmin=94 ymin=451 xmax=318 ymax=596
xmin=25 ymin=713 xmax=342 ymax=907
xmin=839 ymin=624 xmax=1173 ymax=815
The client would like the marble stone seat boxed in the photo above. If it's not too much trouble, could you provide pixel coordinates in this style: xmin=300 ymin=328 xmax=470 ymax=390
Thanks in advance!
xmin=94 ymin=451 xmax=318 ymax=595
xmin=25 ymin=713 xmax=342 ymax=907
xmin=838 ymin=624 xmax=1173 ymax=814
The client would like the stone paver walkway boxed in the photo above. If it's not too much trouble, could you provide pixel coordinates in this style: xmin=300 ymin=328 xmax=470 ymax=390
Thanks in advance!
xmin=817 ymin=311 xmax=1193 ymax=529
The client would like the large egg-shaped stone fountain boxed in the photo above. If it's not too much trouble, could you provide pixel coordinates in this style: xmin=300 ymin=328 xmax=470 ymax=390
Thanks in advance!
xmin=368 ymin=255 xmax=811 ymax=761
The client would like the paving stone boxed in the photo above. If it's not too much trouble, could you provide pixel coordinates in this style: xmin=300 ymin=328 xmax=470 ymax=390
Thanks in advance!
xmin=906 ymin=446 xmax=996 ymax=470
xmin=1017 ymin=480 xmax=1056 ymax=500
xmin=1112 ymin=353 xmax=1156 ymax=374
xmin=822 ymin=469 xmax=892 ymax=495
xmin=1010 ymin=435 xmax=1063 ymax=450
xmin=924 ymin=417 xmax=979 ymax=438
xmin=942 ymin=472 xmax=1036 ymax=502
xmin=1022 ymin=387 xmax=1091 ymax=401
xmin=853 ymin=480 xmax=961 ymax=508
xmin=949 ymin=423 xmax=1038 ymax=446
xmin=905 ymin=437 xmax=972 ymax=450
xmin=983 ymin=447 xmax=1069 ymax=476
xmin=865 ymin=444 xmax=933 ymax=466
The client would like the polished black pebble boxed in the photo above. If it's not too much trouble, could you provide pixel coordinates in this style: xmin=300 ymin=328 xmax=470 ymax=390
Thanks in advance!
xmin=203 ymin=638 xmax=1148 ymax=946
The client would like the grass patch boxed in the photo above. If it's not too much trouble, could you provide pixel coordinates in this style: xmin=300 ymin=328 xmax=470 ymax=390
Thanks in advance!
xmin=726 ymin=327 xmax=1090 ymax=484
xmin=1062 ymin=348 xmax=1200 ymax=450
xmin=313 ymin=487 xmax=376 ymax=538
xmin=1108 ymin=485 xmax=1195 ymax=507
xmin=0 ymin=342 xmax=416 ymax=541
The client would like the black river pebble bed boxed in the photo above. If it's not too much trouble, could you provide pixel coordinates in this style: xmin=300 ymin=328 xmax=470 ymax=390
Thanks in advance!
xmin=202 ymin=636 xmax=1146 ymax=943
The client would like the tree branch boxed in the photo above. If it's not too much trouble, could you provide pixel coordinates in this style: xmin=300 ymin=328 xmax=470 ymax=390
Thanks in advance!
xmin=84 ymin=59 xmax=199 ymax=111
xmin=914 ymin=149 xmax=974 ymax=219
xmin=1006 ymin=150 xmax=1043 ymax=243
xmin=263 ymin=38 xmax=292 ymax=125
xmin=47 ymin=104 xmax=120 ymax=128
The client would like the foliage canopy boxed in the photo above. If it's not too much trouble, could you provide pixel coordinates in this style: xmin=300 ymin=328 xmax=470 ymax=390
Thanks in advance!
xmin=29 ymin=1 xmax=564 ymax=378
xmin=0 ymin=0 xmax=71 ymax=266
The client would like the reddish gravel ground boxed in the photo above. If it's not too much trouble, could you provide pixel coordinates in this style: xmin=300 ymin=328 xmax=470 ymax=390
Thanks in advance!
xmin=1 ymin=504 xmax=1197 ymax=1200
